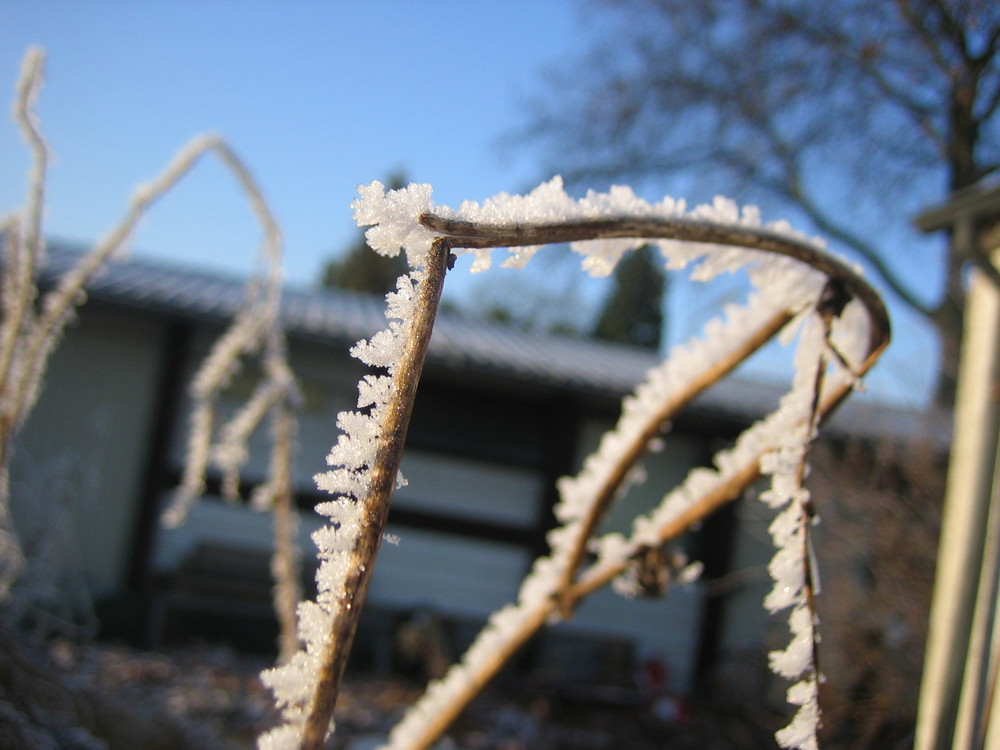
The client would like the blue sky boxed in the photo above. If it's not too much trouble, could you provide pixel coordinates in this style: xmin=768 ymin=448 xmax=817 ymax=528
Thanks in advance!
xmin=1 ymin=1 xmax=939 ymax=409
xmin=1 ymin=2 xmax=591 ymax=283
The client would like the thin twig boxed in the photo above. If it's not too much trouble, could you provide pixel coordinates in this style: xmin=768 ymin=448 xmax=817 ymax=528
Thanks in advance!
xmin=13 ymin=48 xmax=46 ymax=269
xmin=299 ymin=238 xmax=452 ymax=750
xmin=0 ymin=48 xmax=49 ymax=600
xmin=553 ymin=307 xmax=795 ymax=610
xmin=269 ymin=395 xmax=301 ymax=664
xmin=419 ymin=212 xmax=890 ymax=355
xmin=0 ymin=48 xmax=47 ymax=433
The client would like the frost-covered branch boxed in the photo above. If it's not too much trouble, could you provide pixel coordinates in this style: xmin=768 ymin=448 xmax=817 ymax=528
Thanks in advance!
xmin=139 ymin=131 xmax=306 ymax=663
xmin=157 ymin=136 xmax=289 ymax=526
xmin=419 ymin=209 xmax=888 ymax=357
xmin=0 ymin=49 xmax=46 ymax=413
xmin=267 ymin=386 xmax=301 ymax=664
xmin=281 ymin=178 xmax=887 ymax=750
xmin=0 ymin=48 xmax=58 ymax=599
xmin=259 ymin=238 xmax=451 ymax=750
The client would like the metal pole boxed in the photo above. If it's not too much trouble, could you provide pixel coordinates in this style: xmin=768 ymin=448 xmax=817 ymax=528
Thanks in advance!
xmin=915 ymin=227 xmax=1000 ymax=750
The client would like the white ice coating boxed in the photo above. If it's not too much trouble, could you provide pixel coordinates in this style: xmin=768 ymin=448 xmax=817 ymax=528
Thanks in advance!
xmin=756 ymin=313 xmax=827 ymax=749
xmin=775 ymin=676 xmax=822 ymax=750
xmin=259 ymin=178 xmax=872 ymax=750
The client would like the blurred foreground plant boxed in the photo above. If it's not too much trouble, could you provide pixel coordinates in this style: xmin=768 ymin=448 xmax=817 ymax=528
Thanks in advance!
xmin=0 ymin=48 xmax=302 ymax=658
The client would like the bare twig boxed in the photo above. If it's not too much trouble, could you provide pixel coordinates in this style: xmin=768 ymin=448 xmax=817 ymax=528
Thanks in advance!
xmin=268 ymin=393 xmax=301 ymax=664
xmin=298 ymin=238 xmax=452 ymax=750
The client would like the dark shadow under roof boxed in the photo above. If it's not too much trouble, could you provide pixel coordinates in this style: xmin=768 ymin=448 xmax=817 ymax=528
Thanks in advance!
xmin=40 ymin=243 xmax=949 ymax=449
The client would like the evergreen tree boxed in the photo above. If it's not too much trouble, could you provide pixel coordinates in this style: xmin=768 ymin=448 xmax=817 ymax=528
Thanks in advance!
xmin=592 ymin=244 xmax=665 ymax=350
xmin=321 ymin=173 xmax=410 ymax=296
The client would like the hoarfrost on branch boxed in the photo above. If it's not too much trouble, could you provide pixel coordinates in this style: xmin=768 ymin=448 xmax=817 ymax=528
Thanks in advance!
xmin=258 ymin=177 xmax=885 ymax=750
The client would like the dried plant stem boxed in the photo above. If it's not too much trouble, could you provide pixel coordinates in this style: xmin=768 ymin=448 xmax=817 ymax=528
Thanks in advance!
xmin=791 ymin=303 xmax=851 ymax=691
xmin=0 ymin=51 xmax=47 ymax=560
xmin=14 ymin=48 xmax=46 ymax=265
xmin=374 ymin=214 xmax=890 ymax=750
xmin=158 ymin=135 xmax=290 ymax=526
xmin=299 ymin=239 xmax=451 ymax=750
xmin=0 ymin=49 xmax=46 ymax=411
xmin=420 ymin=213 xmax=890 ymax=354
xmin=270 ymin=397 xmax=301 ymax=664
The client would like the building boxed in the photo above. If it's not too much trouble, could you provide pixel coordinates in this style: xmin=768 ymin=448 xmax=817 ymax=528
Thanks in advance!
xmin=10 ymin=245 xmax=943 ymax=694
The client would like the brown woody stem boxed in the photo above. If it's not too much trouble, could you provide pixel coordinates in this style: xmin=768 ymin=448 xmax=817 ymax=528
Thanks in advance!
xmin=419 ymin=212 xmax=890 ymax=355
xmin=299 ymin=239 xmax=451 ymax=750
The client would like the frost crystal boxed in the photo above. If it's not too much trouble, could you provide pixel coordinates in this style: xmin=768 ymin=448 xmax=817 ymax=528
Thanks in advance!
xmin=775 ymin=678 xmax=821 ymax=750
xmin=351 ymin=180 xmax=435 ymax=264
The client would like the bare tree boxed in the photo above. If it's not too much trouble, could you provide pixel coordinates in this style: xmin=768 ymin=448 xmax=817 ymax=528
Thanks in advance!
xmin=518 ymin=0 xmax=1000 ymax=405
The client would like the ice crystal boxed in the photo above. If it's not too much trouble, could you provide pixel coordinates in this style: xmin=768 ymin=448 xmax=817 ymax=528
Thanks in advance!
xmin=775 ymin=677 xmax=821 ymax=750
xmin=351 ymin=180 xmax=435 ymax=264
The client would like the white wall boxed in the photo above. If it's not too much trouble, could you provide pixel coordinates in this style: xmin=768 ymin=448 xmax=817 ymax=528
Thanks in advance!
xmin=560 ymin=416 xmax=710 ymax=689
xmin=12 ymin=308 xmax=169 ymax=595
xmin=395 ymin=449 xmax=543 ymax=528
xmin=153 ymin=448 xmax=545 ymax=622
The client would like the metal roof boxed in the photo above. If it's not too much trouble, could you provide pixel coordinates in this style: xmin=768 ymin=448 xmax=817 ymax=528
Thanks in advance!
xmin=41 ymin=244 xmax=659 ymax=396
xmin=40 ymin=244 xmax=949 ymax=448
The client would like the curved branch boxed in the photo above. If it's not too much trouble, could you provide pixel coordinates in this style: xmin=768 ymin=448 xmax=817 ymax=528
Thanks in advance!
xmin=419 ymin=212 xmax=891 ymax=354
xmin=783 ymin=185 xmax=935 ymax=317
xmin=740 ymin=104 xmax=938 ymax=319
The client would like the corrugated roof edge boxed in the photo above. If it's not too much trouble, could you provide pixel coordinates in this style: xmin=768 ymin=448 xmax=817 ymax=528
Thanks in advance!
xmin=36 ymin=242 xmax=950 ymax=450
